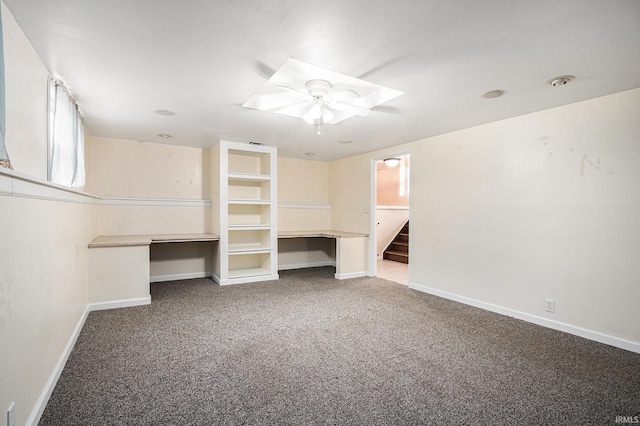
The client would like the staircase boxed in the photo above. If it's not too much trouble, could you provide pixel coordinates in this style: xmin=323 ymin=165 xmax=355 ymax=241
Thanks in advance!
xmin=383 ymin=221 xmax=409 ymax=264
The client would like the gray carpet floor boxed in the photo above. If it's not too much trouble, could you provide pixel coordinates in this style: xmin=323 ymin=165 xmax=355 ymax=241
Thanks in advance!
xmin=40 ymin=267 xmax=640 ymax=425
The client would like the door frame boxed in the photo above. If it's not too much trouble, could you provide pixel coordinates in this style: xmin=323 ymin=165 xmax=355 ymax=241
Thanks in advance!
xmin=368 ymin=149 xmax=412 ymax=278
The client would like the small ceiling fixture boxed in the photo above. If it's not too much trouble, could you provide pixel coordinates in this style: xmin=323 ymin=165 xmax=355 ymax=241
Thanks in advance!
xmin=155 ymin=110 xmax=175 ymax=116
xmin=305 ymin=152 xmax=315 ymax=157
xmin=383 ymin=157 xmax=401 ymax=167
xmin=548 ymin=75 xmax=575 ymax=87
xmin=158 ymin=133 xmax=172 ymax=139
xmin=481 ymin=90 xmax=505 ymax=99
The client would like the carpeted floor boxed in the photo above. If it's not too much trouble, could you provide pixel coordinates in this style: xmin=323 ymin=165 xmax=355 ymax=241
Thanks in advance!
xmin=40 ymin=267 xmax=640 ymax=425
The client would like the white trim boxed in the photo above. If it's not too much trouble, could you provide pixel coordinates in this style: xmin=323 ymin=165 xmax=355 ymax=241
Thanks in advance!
xmin=27 ymin=305 xmax=90 ymax=426
xmin=150 ymin=272 xmax=213 ymax=283
xmin=278 ymin=201 xmax=331 ymax=209
xmin=0 ymin=168 xmax=100 ymax=204
xmin=218 ymin=273 xmax=280 ymax=285
xmin=101 ymin=197 xmax=212 ymax=207
xmin=88 ymin=296 xmax=151 ymax=312
xmin=278 ymin=260 xmax=336 ymax=271
xmin=335 ymin=270 xmax=368 ymax=280
xmin=376 ymin=205 xmax=409 ymax=210
xmin=409 ymin=281 xmax=640 ymax=354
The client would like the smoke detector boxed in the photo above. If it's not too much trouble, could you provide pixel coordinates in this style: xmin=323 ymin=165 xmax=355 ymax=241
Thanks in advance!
xmin=548 ymin=75 xmax=575 ymax=87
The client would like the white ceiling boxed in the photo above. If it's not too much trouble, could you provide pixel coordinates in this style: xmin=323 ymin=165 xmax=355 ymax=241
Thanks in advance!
xmin=4 ymin=0 xmax=640 ymax=161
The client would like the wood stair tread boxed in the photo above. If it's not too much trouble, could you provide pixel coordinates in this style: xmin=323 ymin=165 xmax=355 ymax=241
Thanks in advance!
xmin=385 ymin=250 xmax=408 ymax=256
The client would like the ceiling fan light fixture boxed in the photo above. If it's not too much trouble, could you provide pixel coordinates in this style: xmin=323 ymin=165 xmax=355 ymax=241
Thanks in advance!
xmin=383 ymin=157 xmax=401 ymax=167
xmin=303 ymin=103 xmax=323 ymax=124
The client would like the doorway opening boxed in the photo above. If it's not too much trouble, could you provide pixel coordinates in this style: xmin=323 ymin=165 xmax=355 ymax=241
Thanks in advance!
xmin=371 ymin=153 xmax=410 ymax=285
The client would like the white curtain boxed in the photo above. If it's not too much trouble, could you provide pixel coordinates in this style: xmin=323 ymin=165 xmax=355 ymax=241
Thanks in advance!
xmin=48 ymin=79 xmax=85 ymax=187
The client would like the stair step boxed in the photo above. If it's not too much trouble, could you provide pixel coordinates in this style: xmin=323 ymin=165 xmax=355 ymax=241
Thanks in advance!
xmin=388 ymin=244 xmax=408 ymax=254
xmin=384 ymin=252 xmax=409 ymax=264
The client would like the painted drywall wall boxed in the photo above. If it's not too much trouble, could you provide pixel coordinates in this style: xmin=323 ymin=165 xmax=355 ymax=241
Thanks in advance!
xmin=0 ymin=189 xmax=99 ymax=426
xmin=99 ymin=204 xmax=210 ymax=235
xmin=87 ymin=136 xmax=210 ymax=199
xmin=0 ymin=5 xmax=100 ymax=425
xmin=278 ymin=157 xmax=329 ymax=203
xmin=278 ymin=157 xmax=331 ymax=232
xmin=376 ymin=156 xmax=410 ymax=207
xmin=2 ymin=2 xmax=49 ymax=179
xmin=329 ymin=88 xmax=640 ymax=348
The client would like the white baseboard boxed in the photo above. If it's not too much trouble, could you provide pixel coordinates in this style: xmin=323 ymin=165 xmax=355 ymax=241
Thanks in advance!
xmin=218 ymin=273 xmax=280 ymax=286
xmin=409 ymin=281 xmax=640 ymax=354
xmin=278 ymin=261 xmax=336 ymax=271
xmin=150 ymin=272 xmax=212 ymax=283
xmin=27 ymin=305 xmax=90 ymax=426
xmin=88 ymin=296 xmax=151 ymax=311
xmin=335 ymin=271 xmax=368 ymax=280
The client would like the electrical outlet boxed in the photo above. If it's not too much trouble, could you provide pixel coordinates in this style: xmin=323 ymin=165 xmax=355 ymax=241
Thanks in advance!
xmin=7 ymin=402 xmax=15 ymax=426
xmin=545 ymin=299 xmax=556 ymax=313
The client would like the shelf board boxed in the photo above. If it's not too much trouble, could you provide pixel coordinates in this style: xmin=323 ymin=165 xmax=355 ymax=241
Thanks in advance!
xmin=228 ymin=199 xmax=271 ymax=205
xmin=228 ymin=172 xmax=271 ymax=182
xmin=228 ymin=247 xmax=271 ymax=255
xmin=228 ymin=224 xmax=271 ymax=230
xmin=228 ymin=267 xmax=271 ymax=279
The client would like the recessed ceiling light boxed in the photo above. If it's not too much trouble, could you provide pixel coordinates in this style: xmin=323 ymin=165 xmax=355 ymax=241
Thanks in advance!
xmin=155 ymin=110 xmax=175 ymax=116
xmin=481 ymin=90 xmax=505 ymax=99
xmin=547 ymin=75 xmax=575 ymax=87
xmin=338 ymin=140 xmax=352 ymax=144
xmin=158 ymin=134 xmax=172 ymax=139
xmin=305 ymin=152 xmax=315 ymax=157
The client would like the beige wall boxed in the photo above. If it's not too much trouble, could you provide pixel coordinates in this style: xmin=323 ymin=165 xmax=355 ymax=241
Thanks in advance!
xmin=329 ymin=88 xmax=640 ymax=347
xmin=99 ymin=204 xmax=210 ymax=235
xmin=278 ymin=157 xmax=331 ymax=232
xmin=87 ymin=136 xmax=210 ymax=199
xmin=376 ymin=156 xmax=410 ymax=207
xmin=278 ymin=157 xmax=329 ymax=203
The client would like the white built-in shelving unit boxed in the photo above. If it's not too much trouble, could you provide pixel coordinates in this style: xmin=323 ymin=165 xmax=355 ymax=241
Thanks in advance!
xmin=217 ymin=141 xmax=278 ymax=285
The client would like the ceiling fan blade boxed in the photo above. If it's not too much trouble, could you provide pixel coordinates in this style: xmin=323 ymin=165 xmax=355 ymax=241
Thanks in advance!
xmin=276 ymin=85 xmax=310 ymax=99
xmin=267 ymin=101 xmax=310 ymax=114
xmin=327 ymin=89 xmax=360 ymax=102
xmin=325 ymin=99 xmax=370 ymax=117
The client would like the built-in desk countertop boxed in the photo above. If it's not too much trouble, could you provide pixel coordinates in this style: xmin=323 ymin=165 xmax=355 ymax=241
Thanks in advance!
xmin=88 ymin=233 xmax=220 ymax=248
xmin=277 ymin=230 xmax=368 ymax=239
xmin=88 ymin=231 xmax=362 ymax=248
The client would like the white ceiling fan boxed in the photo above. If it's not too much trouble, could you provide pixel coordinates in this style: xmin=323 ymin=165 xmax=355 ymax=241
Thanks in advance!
xmin=242 ymin=58 xmax=404 ymax=130
xmin=273 ymin=79 xmax=371 ymax=125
